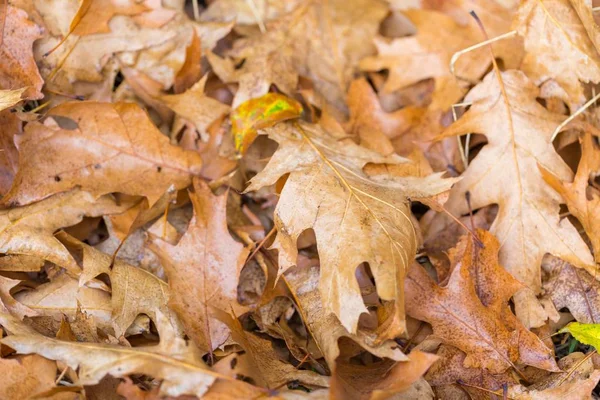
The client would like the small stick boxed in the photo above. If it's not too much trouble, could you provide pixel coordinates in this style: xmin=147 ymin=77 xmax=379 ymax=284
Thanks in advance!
xmin=555 ymin=350 xmax=597 ymax=387
xmin=551 ymin=92 xmax=600 ymax=142
xmin=465 ymin=191 xmax=475 ymax=232
xmin=449 ymin=30 xmax=517 ymax=80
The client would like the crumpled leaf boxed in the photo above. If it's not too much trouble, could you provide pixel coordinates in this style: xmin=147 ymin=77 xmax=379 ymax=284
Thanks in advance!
xmin=159 ymin=75 xmax=230 ymax=141
xmin=208 ymin=0 xmax=388 ymax=111
xmin=509 ymin=367 xmax=600 ymax=400
xmin=0 ymin=6 xmax=44 ymax=100
xmin=0 ymin=88 xmax=26 ymax=112
xmin=405 ymin=230 xmax=558 ymax=373
xmin=0 ymin=311 xmax=260 ymax=399
xmin=0 ymin=190 xmax=131 ymax=274
xmin=543 ymin=256 xmax=600 ymax=324
xmin=514 ymin=0 xmax=600 ymax=108
xmin=149 ymin=178 xmax=249 ymax=352
xmin=3 ymin=101 xmax=203 ymax=207
xmin=427 ymin=70 xmax=595 ymax=328
xmin=248 ymin=121 xmax=457 ymax=336
xmin=231 ymin=92 xmax=303 ymax=154
xmin=542 ymin=133 xmax=600 ymax=264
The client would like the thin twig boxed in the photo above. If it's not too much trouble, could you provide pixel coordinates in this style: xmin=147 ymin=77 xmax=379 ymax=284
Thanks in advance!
xmin=551 ymin=92 xmax=600 ymax=142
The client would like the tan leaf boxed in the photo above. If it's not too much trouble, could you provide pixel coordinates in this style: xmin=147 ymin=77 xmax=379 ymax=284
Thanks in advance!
xmin=514 ymin=0 xmax=600 ymax=108
xmin=0 ymin=6 xmax=44 ymax=99
xmin=345 ymin=78 xmax=424 ymax=156
xmin=0 ymin=88 xmax=26 ymax=112
xmin=208 ymin=0 xmax=387 ymax=111
xmin=149 ymin=178 xmax=249 ymax=352
xmin=57 ymin=232 xmax=180 ymax=338
xmin=0 ymin=110 xmax=21 ymax=195
xmin=543 ymin=255 xmax=600 ymax=324
xmin=3 ymin=102 xmax=203 ymax=207
xmin=174 ymin=31 xmax=202 ymax=94
xmin=213 ymin=309 xmax=329 ymax=390
xmin=159 ymin=75 xmax=231 ymax=140
xmin=428 ymin=70 xmax=595 ymax=328
xmin=199 ymin=0 xmax=302 ymax=26
xmin=0 ymin=311 xmax=260 ymax=399
xmin=71 ymin=0 xmax=148 ymax=37
xmin=542 ymin=133 xmax=600 ymax=264
xmin=0 ymin=275 xmax=37 ymax=320
xmin=0 ymin=354 xmax=64 ymax=399
xmin=405 ymin=230 xmax=558 ymax=374
xmin=0 ymin=190 xmax=131 ymax=274
xmin=247 ymin=121 xmax=457 ymax=337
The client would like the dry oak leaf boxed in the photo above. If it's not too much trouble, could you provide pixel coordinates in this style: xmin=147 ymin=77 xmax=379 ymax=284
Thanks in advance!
xmin=0 ymin=311 xmax=260 ymax=399
xmin=0 ymin=88 xmax=26 ymax=112
xmin=3 ymin=101 xmax=203 ymax=207
xmin=149 ymin=178 xmax=250 ymax=352
xmin=0 ymin=6 xmax=44 ymax=100
xmin=284 ymin=263 xmax=408 ymax=372
xmin=214 ymin=309 xmax=330 ymax=390
xmin=542 ymin=133 xmax=600 ymax=264
xmin=345 ymin=78 xmax=424 ymax=157
xmin=56 ymin=232 xmax=181 ymax=338
xmin=0 ymin=275 xmax=37 ymax=320
xmin=570 ymin=0 xmax=600 ymax=54
xmin=0 ymin=110 xmax=21 ymax=195
xmin=427 ymin=70 xmax=595 ymax=329
xmin=159 ymin=75 xmax=230 ymax=140
xmin=543 ymin=256 xmax=600 ymax=324
xmin=514 ymin=0 xmax=600 ymax=108
xmin=0 ymin=354 xmax=67 ymax=400
xmin=0 ymin=189 xmax=130 ymax=274
xmin=70 ymin=0 xmax=149 ymax=37
xmin=509 ymin=370 xmax=600 ymax=400
xmin=200 ymin=0 xmax=302 ymax=26
xmin=247 ymin=121 xmax=457 ymax=336
xmin=405 ymin=230 xmax=559 ymax=374
xmin=208 ymin=0 xmax=388 ymax=111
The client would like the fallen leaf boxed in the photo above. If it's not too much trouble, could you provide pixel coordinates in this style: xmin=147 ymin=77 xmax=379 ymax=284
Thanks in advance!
xmin=514 ymin=0 xmax=600 ymax=108
xmin=428 ymin=70 xmax=595 ymax=328
xmin=0 ymin=354 xmax=64 ymax=399
xmin=149 ymin=178 xmax=249 ymax=352
xmin=542 ymin=133 xmax=600 ymax=264
xmin=0 ymin=190 xmax=131 ymax=274
xmin=248 ymin=121 xmax=457 ymax=336
xmin=159 ymin=75 xmax=230 ymax=141
xmin=0 ymin=311 xmax=261 ymax=399
xmin=405 ymin=230 xmax=558 ymax=373
xmin=559 ymin=321 xmax=600 ymax=350
xmin=0 ymin=110 xmax=21 ymax=194
xmin=0 ymin=275 xmax=37 ymax=320
xmin=3 ymin=102 xmax=203 ymax=207
xmin=0 ymin=88 xmax=26 ymax=112
xmin=0 ymin=6 xmax=44 ymax=99
xmin=509 ymin=370 xmax=600 ymax=400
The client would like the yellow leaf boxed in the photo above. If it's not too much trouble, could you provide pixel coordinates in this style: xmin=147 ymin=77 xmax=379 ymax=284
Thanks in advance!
xmin=230 ymin=92 xmax=303 ymax=155
xmin=0 ymin=88 xmax=26 ymax=112
xmin=560 ymin=322 xmax=600 ymax=351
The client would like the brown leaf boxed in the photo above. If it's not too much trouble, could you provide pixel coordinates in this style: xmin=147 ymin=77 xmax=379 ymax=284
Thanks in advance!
xmin=71 ymin=0 xmax=148 ymax=37
xmin=0 ymin=190 xmax=131 ymax=274
xmin=542 ymin=133 xmax=600 ymax=264
xmin=0 ymin=354 xmax=64 ymax=399
xmin=248 ymin=121 xmax=457 ymax=337
xmin=543 ymin=255 xmax=600 ymax=324
xmin=174 ymin=31 xmax=202 ymax=94
xmin=428 ymin=70 xmax=595 ymax=328
xmin=159 ymin=75 xmax=231 ymax=140
xmin=514 ymin=0 xmax=600 ymax=108
xmin=0 ymin=6 xmax=44 ymax=99
xmin=0 ymin=110 xmax=21 ymax=195
xmin=3 ymin=102 xmax=203 ymax=207
xmin=209 ymin=0 xmax=387 ymax=111
xmin=149 ymin=178 xmax=249 ymax=352
xmin=0 ymin=275 xmax=37 ymax=320
xmin=405 ymin=230 xmax=558 ymax=374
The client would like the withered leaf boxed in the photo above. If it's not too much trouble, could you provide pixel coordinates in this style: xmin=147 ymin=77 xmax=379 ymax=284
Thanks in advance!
xmin=248 ymin=121 xmax=457 ymax=337
xmin=3 ymin=102 xmax=203 ymax=207
xmin=405 ymin=230 xmax=558 ymax=374
xmin=429 ymin=70 xmax=595 ymax=328
xmin=149 ymin=178 xmax=249 ymax=352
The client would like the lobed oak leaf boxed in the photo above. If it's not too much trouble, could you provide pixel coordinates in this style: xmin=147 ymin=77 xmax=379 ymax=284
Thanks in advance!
xmin=208 ymin=0 xmax=387 ymax=111
xmin=247 ymin=121 xmax=457 ymax=336
xmin=405 ymin=230 xmax=558 ymax=374
xmin=70 ymin=0 xmax=149 ymax=37
xmin=200 ymin=0 xmax=302 ymax=26
xmin=3 ymin=102 xmax=203 ymax=207
xmin=0 ymin=354 xmax=67 ymax=400
xmin=428 ymin=70 xmax=595 ymax=328
xmin=159 ymin=75 xmax=230 ymax=141
xmin=0 ymin=88 xmax=26 ymax=113
xmin=0 ymin=6 xmax=44 ymax=100
xmin=542 ymin=133 xmax=600 ymax=264
xmin=0 ymin=311 xmax=259 ymax=399
xmin=0 ymin=110 xmax=21 ymax=195
xmin=0 ymin=190 xmax=131 ymax=274
xmin=0 ymin=275 xmax=37 ymax=320
xmin=149 ymin=178 xmax=249 ymax=352
xmin=543 ymin=256 xmax=600 ymax=324
xmin=514 ymin=0 xmax=600 ymax=108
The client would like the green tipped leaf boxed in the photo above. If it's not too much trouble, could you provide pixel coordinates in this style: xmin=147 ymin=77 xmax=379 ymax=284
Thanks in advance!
xmin=559 ymin=322 xmax=600 ymax=351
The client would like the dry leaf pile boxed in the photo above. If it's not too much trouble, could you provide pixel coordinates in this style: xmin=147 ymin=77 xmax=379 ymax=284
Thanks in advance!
xmin=3 ymin=0 xmax=600 ymax=399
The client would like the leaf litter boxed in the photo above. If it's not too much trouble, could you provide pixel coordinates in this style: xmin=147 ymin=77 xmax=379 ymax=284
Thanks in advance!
xmin=2 ymin=1 xmax=600 ymax=399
